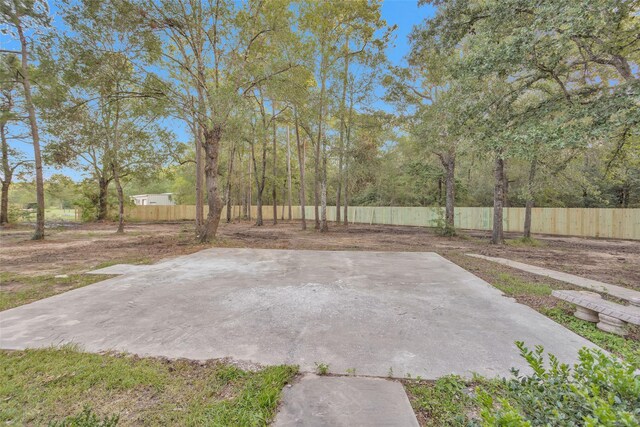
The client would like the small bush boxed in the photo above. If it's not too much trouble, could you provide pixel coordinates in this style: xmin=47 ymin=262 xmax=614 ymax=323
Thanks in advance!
xmin=7 ymin=204 xmax=31 ymax=223
xmin=478 ymin=342 xmax=640 ymax=426
xmin=430 ymin=207 xmax=456 ymax=237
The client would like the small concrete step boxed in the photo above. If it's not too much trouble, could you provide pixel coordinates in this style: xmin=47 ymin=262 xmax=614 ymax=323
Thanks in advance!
xmin=552 ymin=290 xmax=640 ymax=326
xmin=273 ymin=374 xmax=419 ymax=427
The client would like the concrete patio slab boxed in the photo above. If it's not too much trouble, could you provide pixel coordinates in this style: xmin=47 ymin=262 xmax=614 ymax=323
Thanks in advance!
xmin=0 ymin=248 xmax=597 ymax=379
xmin=273 ymin=374 xmax=419 ymax=427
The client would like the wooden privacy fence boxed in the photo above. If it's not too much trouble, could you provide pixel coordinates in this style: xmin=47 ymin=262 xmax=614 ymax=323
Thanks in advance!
xmin=123 ymin=205 xmax=640 ymax=240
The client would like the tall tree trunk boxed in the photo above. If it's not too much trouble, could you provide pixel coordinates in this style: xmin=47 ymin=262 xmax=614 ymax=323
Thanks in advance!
xmin=317 ymin=54 xmax=329 ymax=232
xmin=314 ymin=46 xmax=326 ymax=231
xmin=112 ymin=164 xmax=125 ymax=233
xmin=286 ymin=125 xmax=292 ymax=220
xmin=445 ymin=157 xmax=455 ymax=232
xmin=251 ymin=118 xmax=267 ymax=227
xmin=251 ymin=133 xmax=262 ymax=226
xmin=247 ymin=152 xmax=252 ymax=220
xmin=320 ymin=138 xmax=328 ymax=232
xmin=0 ymin=181 xmax=9 ymax=225
xmin=336 ymin=38 xmax=350 ymax=225
xmin=294 ymin=107 xmax=306 ymax=230
xmin=256 ymin=189 xmax=263 ymax=225
xmin=195 ymin=124 xmax=205 ymax=231
xmin=314 ymin=140 xmax=320 ymax=229
xmin=193 ymin=39 xmax=208 ymax=237
xmin=111 ymin=90 xmax=125 ymax=234
xmin=622 ymin=185 xmax=629 ymax=208
xmin=503 ymin=167 xmax=510 ymax=207
xmin=272 ymin=102 xmax=278 ymax=225
xmin=16 ymin=16 xmax=44 ymax=240
xmin=336 ymin=160 xmax=342 ymax=225
xmin=343 ymin=91 xmax=354 ymax=226
xmin=97 ymin=177 xmax=110 ymax=221
xmin=1 ymin=123 xmax=12 ymax=225
xmin=226 ymin=141 xmax=236 ymax=223
xmin=491 ymin=154 xmax=505 ymax=244
xmin=523 ymin=156 xmax=537 ymax=239
xmin=343 ymin=181 xmax=349 ymax=226
xmin=439 ymin=151 xmax=456 ymax=234
xmin=240 ymin=150 xmax=247 ymax=218
xmin=199 ymin=126 xmax=224 ymax=242
xmin=281 ymin=181 xmax=286 ymax=220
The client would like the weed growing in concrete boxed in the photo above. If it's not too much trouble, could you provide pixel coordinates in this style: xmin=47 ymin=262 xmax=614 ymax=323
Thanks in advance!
xmin=315 ymin=362 xmax=329 ymax=375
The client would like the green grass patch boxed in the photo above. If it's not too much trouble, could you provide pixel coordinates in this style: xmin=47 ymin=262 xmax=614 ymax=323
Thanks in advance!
xmin=491 ymin=273 xmax=552 ymax=296
xmin=542 ymin=307 xmax=640 ymax=369
xmin=0 ymin=273 xmax=110 ymax=311
xmin=505 ymin=237 xmax=544 ymax=247
xmin=405 ymin=375 xmax=477 ymax=426
xmin=0 ymin=347 xmax=298 ymax=426
xmin=404 ymin=375 xmax=505 ymax=426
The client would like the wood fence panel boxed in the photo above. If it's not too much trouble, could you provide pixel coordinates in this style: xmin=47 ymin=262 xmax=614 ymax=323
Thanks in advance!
xmin=123 ymin=205 xmax=639 ymax=240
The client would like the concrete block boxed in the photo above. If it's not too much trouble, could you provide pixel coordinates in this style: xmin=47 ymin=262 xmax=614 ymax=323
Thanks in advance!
xmin=273 ymin=374 xmax=419 ymax=427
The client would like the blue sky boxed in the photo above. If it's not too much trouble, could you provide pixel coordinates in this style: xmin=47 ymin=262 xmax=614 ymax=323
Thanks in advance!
xmin=382 ymin=0 xmax=435 ymax=66
xmin=7 ymin=0 xmax=436 ymax=181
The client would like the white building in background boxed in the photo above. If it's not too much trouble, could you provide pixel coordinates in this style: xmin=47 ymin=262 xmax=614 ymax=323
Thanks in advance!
xmin=131 ymin=193 xmax=175 ymax=206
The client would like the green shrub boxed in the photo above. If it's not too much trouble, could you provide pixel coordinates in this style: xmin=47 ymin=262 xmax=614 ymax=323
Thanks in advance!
xmin=430 ymin=207 xmax=456 ymax=237
xmin=7 ymin=204 xmax=31 ymax=223
xmin=478 ymin=342 xmax=640 ymax=426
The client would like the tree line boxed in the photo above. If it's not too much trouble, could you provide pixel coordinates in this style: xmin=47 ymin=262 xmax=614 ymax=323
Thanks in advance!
xmin=1 ymin=0 xmax=638 ymax=244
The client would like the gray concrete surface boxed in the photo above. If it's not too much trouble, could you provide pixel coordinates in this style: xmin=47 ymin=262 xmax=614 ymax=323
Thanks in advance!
xmin=552 ymin=290 xmax=640 ymax=325
xmin=467 ymin=253 xmax=640 ymax=302
xmin=273 ymin=374 xmax=419 ymax=427
xmin=86 ymin=264 xmax=154 ymax=275
xmin=0 ymin=249 xmax=597 ymax=379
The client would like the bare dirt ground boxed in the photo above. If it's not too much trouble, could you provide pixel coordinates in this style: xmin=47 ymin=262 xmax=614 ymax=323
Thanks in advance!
xmin=1 ymin=220 xmax=638 ymax=288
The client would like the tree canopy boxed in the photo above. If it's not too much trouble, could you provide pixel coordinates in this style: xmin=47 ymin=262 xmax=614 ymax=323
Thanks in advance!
xmin=1 ymin=0 xmax=638 ymax=242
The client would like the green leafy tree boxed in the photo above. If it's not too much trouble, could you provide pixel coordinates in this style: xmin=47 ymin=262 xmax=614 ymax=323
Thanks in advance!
xmin=42 ymin=0 xmax=172 ymax=230
xmin=0 ymin=56 xmax=30 ymax=224
xmin=1 ymin=0 xmax=50 ymax=239
xmin=126 ymin=0 xmax=300 ymax=242
xmin=418 ymin=0 xmax=639 ymax=242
